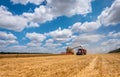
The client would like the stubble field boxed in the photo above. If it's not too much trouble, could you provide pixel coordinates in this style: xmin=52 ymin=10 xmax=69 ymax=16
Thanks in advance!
xmin=0 ymin=53 xmax=120 ymax=77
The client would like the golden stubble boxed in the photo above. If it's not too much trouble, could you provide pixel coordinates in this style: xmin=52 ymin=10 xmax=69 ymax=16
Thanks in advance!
xmin=0 ymin=54 xmax=120 ymax=77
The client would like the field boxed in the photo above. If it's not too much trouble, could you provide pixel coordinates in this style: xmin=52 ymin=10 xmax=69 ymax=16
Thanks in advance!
xmin=0 ymin=53 xmax=120 ymax=77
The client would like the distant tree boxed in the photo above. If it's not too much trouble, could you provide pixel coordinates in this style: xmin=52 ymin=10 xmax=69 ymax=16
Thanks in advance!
xmin=109 ymin=48 xmax=120 ymax=53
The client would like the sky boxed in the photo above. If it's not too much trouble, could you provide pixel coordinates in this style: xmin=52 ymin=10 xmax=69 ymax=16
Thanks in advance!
xmin=0 ymin=0 xmax=120 ymax=54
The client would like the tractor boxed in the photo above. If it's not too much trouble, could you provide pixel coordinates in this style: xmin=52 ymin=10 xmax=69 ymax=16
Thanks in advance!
xmin=66 ymin=46 xmax=87 ymax=55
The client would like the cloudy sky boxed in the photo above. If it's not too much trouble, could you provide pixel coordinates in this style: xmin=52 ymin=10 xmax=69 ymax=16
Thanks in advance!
xmin=0 ymin=0 xmax=120 ymax=53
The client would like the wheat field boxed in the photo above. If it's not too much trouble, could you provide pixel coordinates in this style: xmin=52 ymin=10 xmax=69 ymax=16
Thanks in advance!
xmin=0 ymin=53 xmax=120 ymax=77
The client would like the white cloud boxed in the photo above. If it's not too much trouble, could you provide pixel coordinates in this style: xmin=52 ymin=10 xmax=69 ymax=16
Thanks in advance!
xmin=47 ymin=0 xmax=92 ymax=16
xmin=43 ymin=40 xmax=63 ymax=53
xmin=45 ymin=42 xmax=62 ymax=48
xmin=12 ymin=0 xmax=93 ymax=17
xmin=47 ymin=27 xmax=72 ymax=42
xmin=11 ymin=0 xmax=44 ymax=5
xmin=0 ymin=31 xmax=18 ymax=47
xmin=27 ymin=22 xmax=39 ymax=27
xmin=0 ymin=6 xmax=28 ymax=32
xmin=108 ymin=31 xmax=120 ymax=38
xmin=101 ymin=39 xmax=120 ymax=46
xmin=71 ymin=22 xmax=82 ymax=33
xmin=0 ymin=45 xmax=26 ymax=52
xmin=26 ymin=32 xmax=46 ymax=42
xmin=46 ymin=39 xmax=53 ymax=43
xmin=27 ymin=42 xmax=42 ymax=47
xmin=80 ymin=21 xmax=101 ymax=32
xmin=23 ymin=5 xmax=55 ymax=24
xmin=12 ymin=0 xmax=93 ymax=16
xmin=86 ymin=32 xmax=120 ymax=54
xmin=0 ymin=31 xmax=16 ymax=40
xmin=71 ymin=21 xmax=101 ymax=33
xmin=44 ymin=38 xmax=62 ymax=48
xmin=100 ymin=39 xmax=120 ymax=52
xmin=72 ymin=34 xmax=105 ymax=45
xmin=23 ymin=0 xmax=93 ymax=26
xmin=0 ymin=0 xmax=93 ymax=32
xmin=11 ymin=45 xmax=26 ymax=49
xmin=26 ymin=32 xmax=46 ymax=47
xmin=98 ymin=0 xmax=120 ymax=26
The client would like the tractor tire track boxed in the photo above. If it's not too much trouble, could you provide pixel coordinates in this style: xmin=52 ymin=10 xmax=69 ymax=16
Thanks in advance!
xmin=74 ymin=56 xmax=99 ymax=77
xmin=0 ymin=54 xmax=120 ymax=77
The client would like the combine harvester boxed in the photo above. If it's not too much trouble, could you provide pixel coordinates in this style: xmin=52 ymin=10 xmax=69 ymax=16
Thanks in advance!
xmin=66 ymin=46 xmax=87 ymax=55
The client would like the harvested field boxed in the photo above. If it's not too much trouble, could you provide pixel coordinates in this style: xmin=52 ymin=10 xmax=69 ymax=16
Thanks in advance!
xmin=0 ymin=54 xmax=63 ymax=58
xmin=0 ymin=53 xmax=120 ymax=77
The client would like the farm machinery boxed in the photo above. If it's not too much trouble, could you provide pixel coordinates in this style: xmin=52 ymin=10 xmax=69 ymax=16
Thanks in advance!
xmin=66 ymin=46 xmax=87 ymax=55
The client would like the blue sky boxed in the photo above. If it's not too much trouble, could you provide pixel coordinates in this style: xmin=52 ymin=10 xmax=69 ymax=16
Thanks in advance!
xmin=0 ymin=0 xmax=120 ymax=53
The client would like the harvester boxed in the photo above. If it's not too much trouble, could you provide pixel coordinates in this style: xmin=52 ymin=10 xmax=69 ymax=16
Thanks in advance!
xmin=66 ymin=45 xmax=87 ymax=55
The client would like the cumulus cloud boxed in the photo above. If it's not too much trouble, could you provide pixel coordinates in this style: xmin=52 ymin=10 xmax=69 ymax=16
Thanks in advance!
xmin=0 ymin=0 xmax=93 ymax=32
xmin=101 ymin=39 xmax=120 ymax=46
xmin=108 ymin=31 xmax=120 ymax=38
xmin=46 ymin=39 xmax=53 ymax=43
xmin=47 ymin=27 xmax=72 ymax=42
xmin=71 ymin=22 xmax=82 ymax=33
xmin=27 ymin=42 xmax=42 ymax=47
xmin=45 ymin=42 xmax=62 ymax=48
xmin=72 ymin=34 xmax=105 ymax=45
xmin=47 ymin=0 xmax=92 ymax=16
xmin=43 ymin=39 xmax=63 ymax=53
xmin=26 ymin=32 xmax=46 ymax=47
xmin=0 ymin=31 xmax=18 ymax=47
xmin=71 ymin=21 xmax=101 ymax=33
xmin=101 ymin=39 xmax=120 ymax=52
xmin=0 ymin=6 xmax=28 ymax=32
xmin=23 ymin=0 xmax=93 ymax=26
xmin=11 ymin=0 xmax=44 ymax=5
xmin=27 ymin=22 xmax=39 ymax=27
xmin=80 ymin=21 xmax=101 ymax=32
xmin=13 ymin=0 xmax=93 ymax=16
xmin=23 ymin=5 xmax=55 ymax=25
xmin=98 ymin=0 xmax=120 ymax=26
xmin=81 ymin=32 xmax=120 ymax=54
xmin=44 ymin=38 xmax=62 ymax=48
xmin=26 ymin=32 xmax=46 ymax=42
